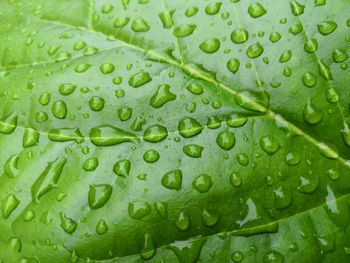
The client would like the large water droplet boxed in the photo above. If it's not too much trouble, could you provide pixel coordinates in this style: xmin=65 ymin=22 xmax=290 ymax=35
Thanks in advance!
xmin=290 ymin=1 xmax=305 ymax=16
xmin=128 ymin=201 xmax=151 ymax=219
xmin=90 ymin=125 xmax=138 ymax=146
xmin=60 ymin=213 xmax=77 ymax=234
xmin=178 ymin=117 xmax=203 ymax=138
xmin=175 ymin=211 xmax=190 ymax=231
xmin=48 ymin=128 xmax=84 ymax=144
xmin=113 ymin=160 xmax=130 ymax=177
xmin=183 ymin=144 xmax=203 ymax=158
xmin=216 ymin=131 xmax=235 ymax=150
xmin=318 ymin=21 xmax=337 ymax=35
xmin=260 ymin=136 xmax=279 ymax=154
xmin=0 ymin=112 xmax=18 ymax=134
xmin=143 ymin=124 xmax=168 ymax=142
xmin=205 ymin=2 xmax=222 ymax=15
xmin=88 ymin=184 xmax=113 ymax=209
xmin=161 ymin=170 xmax=182 ymax=190
xmin=199 ymin=38 xmax=220 ymax=53
xmin=303 ymin=99 xmax=323 ymax=125
xmin=248 ymin=3 xmax=266 ymax=18
xmin=31 ymin=157 xmax=67 ymax=201
xmin=173 ymin=24 xmax=196 ymax=37
xmin=52 ymin=100 xmax=67 ymax=119
xmin=128 ymin=71 xmax=152 ymax=88
xmin=150 ymin=84 xmax=176 ymax=108
xmin=231 ymin=29 xmax=248 ymax=44
xmin=192 ymin=174 xmax=212 ymax=193
xmin=131 ymin=18 xmax=150 ymax=32
xmin=2 ymin=194 xmax=20 ymax=219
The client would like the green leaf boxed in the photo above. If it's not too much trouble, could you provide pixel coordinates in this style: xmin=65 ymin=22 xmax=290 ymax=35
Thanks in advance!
xmin=1 ymin=0 xmax=350 ymax=262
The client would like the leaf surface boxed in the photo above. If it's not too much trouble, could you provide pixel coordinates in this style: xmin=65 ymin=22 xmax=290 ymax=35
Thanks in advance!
xmin=1 ymin=0 xmax=350 ymax=262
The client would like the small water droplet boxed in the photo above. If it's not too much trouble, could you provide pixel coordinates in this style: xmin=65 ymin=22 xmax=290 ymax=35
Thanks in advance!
xmin=318 ymin=21 xmax=337 ymax=35
xmin=175 ymin=211 xmax=190 ymax=231
xmin=231 ymin=28 xmax=248 ymax=44
xmin=246 ymin=42 xmax=264 ymax=58
xmin=303 ymin=99 xmax=323 ymax=125
xmin=128 ymin=201 xmax=151 ymax=219
xmin=290 ymin=1 xmax=305 ymax=16
xmin=131 ymin=18 xmax=150 ymax=32
xmin=128 ymin=71 xmax=152 ymax=88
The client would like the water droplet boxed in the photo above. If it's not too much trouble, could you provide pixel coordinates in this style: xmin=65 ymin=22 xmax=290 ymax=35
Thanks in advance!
xmin=326 ymin=88 xmax=339 ymax=103
xmin=279 ymin=50 xmax=292 ymax=63
xmin=231 ymin=28 xmax=248 ymax=44
xmin=315 ymin=0 xmax=326 ymax=6
xmin=318 ymin=61 xmax=333 ymax=80
xmin=318 ymin=143 xmax=338 ymax=159
xmin=269 ymin=32 xmax=281 ymax=42
xmin=237 ymin=153 xmax=249 ymax=166
xmin=173 ymin=24 xmax=196 ymax=37
xmin=100 ymin=63 xmax=115 ymax=74
xmin=199 ymin=38 xmax=220 ymax=53
xmin=302 ymin=72 xmax=317 ymax=87
xmin=332 ymin=49 xmax=348 ymax=63
xmin=0 ymin=112 xmax=18 ymax=134
xmin=186 ymin=83 xmax=203 ymax=95
xmin=274 ymin=185 xmax=292 ymax=209
xmin=230 ymin=172 xmax=242 ymax=187
xmin=89 ymin=96 xmax=105 ymax=112
xmin=118 ymin=107 xmax=132 ymax=121
xmin=154 ymin=201 xmax=168 ymax=219
xmin=128 ymin=201 xmax=151 ymax=219
xmin=205 ymin=2 xmax=222 ymax=15
xmin=60 ymin=213 xmax=77 ymax=234
xmin=246 ymin=42 xmax=264 ymax=58
xmin=298 ymin=175 xmax=318 ymax=194
xmin=183 ymin=144 xmax=203 ymax=158
xmin=143 ymin=124 xmax=168 ymax=142
xmin=178 ymin=117 xmax=203 ymax=138
xmin=304 ymin=38 xmax=318 ymax=53
xmin=289 ymin=23 xmax=303 ymax=35
xmin=263 ymin=251 xmax=284 ymax=263
xmin=23 ymin=210 xmax=35 ymax=222
xmin=227 ymin=58 xmax=240 ymax=73
xmin=128 ymin=71 xmax=152 ymax=88
xmin=234 ymin=91 xmax=269 ymax=112
xmin=96 ymin=219 xmax=108 ymax=235
xmin=31 ymin=157 xmax=67 ymax=201
xmin=231 ymin=251 xmax=244 ymax=262
xmin=4 ymin=155 xmax=19 ymax=178
xmin=226 ymin=114 xmax=247 ymax=127
xmin=90 ymin=125 xmax=138 ymax=146
xmin=59 ymin=83 xmax=76 ymax=95
xmin=248 ymin=3 xmax=266 ymax=18
xmin=260 ymin=136 xmax=279 ymax=154
xmin=327 ymin=168 xmax=339 ymax=181
xmin=48 ymin=128 xmax=84 ymax=144
xmin=39 ymin=93 xmax=51 ymax=105
xmin=175 ymin=211 xmax=190 ymax=231
xmin=75 ymin=63 xmax=91 ymax=73
xmin=83 ymin=158 xmax=99 ymax=171
xmin=303 ymin=99 xmax=323 ymax=125
xmin=131 ymin=18 xmax=150 ymax=32
xmin=2 ymin=194 xmax=20 ymax=219
xmin=150 ymin=84 xmax=176 ymax=108
xmin=290 ymin=1 xmax=305 ymax=16
xmin=161 ymin=170 xmax=182 ymax=190
xmin=113 ymin=160 xmax=130 ymax=177
xmin=23 ymin=127 xmax=39 ymax=148
xmin=342 ymin=123 xmax=350 ymax=147
xmin=9 ymin=238 xmax=22 ymax=252
xmin=73 ymin=41 xmax=87 ymax=50
xmin=285 ymin=152 xmax=300 ymax=165
xmin=137 ymin=149 xmax=157 ymax=165
xmin=159 ymin=10 xmax=173 ymax=29
xmin=140 ymin=233 xmax=156 ymax=259
xmin=318 ymin=21 xmax=337 ymax=35
xmin=101 ymin=4 xmax=113 ymax=13
xmin=202 ymin=208 xmax=219 ymax=227
xmin=185 ymin=6 xmax=199 ymax=17
xmin=192 ymin=174 xmax=212 ymax=193
xmin=88 ymin=184 xmax=113 ymax=209
xmin=52 ymin=100 xmax=67 ymax=119
xmin=216 ymin=131 xmax=235 ymax=150
xmin=114 ymin=17 xmax=130 ymax=28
